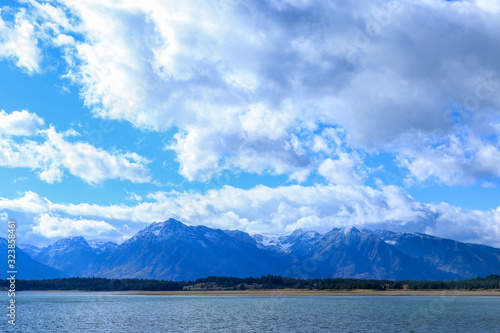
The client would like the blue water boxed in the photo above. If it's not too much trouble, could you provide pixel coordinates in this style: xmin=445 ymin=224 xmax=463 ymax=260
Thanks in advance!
xmin=2 ymin=292 xmax=500 ymax=332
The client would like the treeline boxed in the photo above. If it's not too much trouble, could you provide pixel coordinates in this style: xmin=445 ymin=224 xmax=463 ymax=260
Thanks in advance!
xmin=183 ymin=275 xmax=396 ymax=290
xmin=1 ymin=274 xmax=499 ymax=291
xmin=0 ymin=277 xmax=183 ymax=291
xmin=184 ymin=274 xmax=500 ymax=291
xmin=398 ymin=274 xmax=500 ymax=290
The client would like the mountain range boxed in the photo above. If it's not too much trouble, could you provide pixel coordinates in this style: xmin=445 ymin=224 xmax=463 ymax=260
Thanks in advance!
xmin=5 ymin=218 xmax=500 ymax=281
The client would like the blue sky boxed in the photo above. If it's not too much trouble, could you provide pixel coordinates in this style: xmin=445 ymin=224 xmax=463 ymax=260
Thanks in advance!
xmin=0 ymin=0 xmax=499 ymax=247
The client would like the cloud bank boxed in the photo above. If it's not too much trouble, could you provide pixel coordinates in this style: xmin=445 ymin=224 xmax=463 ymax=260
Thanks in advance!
xmin=0 ymin=1 xmax=499 ymax=249
xmin=2 ymin=185 xmax=500 ymax=247
xmin=1 ymin=0 xmax=498 ymax=185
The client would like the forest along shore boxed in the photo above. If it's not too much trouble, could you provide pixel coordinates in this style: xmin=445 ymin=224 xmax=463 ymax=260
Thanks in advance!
xmin=19 ymin=289 xmax=500 ymax=296
xmin=4 ymin=275 xmax=500 ymax=294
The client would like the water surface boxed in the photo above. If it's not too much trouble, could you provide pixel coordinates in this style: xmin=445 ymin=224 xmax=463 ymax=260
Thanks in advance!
xmin=2 ymin=292 xmax=500 ymax=332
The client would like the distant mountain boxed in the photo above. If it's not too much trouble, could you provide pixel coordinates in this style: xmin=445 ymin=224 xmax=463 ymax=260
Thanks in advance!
xmin=18 ymin=244 xmax=42 ymax=258
xmin=87 ymin=240 xmax=119 ymax=254
xmin=268 ymin=229 xmax=322 ymax=257
xmin=35 ymin=236 xmax=98 ymax=277
xmin=265 ymin=227 xmax=455 ymax=280
xmin=90 ymin=218 xmax=289 ymax=280
xmin=0 ymin=238 xmax=64 ymax=280
xmin=374 ymin=230 xmax=500 ymax=279
xmin=19 ymin=219 xmax=500 ymax=281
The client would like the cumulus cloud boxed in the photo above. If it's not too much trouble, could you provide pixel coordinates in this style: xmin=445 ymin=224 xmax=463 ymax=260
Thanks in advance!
xmin=318 ymin=153 xmax=365 ymax=185
xmin=1 ymin=0 xmax=500 ymax=185
xmin=32 ymin=213 xmax=118 ymax=238
xmin=0 ymin=110 xmax=45 ymax=136
xmin=475 ymin=0 xmax=500 ymax=13
xmin=397 ymin=127 xmax=500 ymax=186
xmin=0 ymin=7 xmax=42 ymax=74
xmin=2 ymin=184 xmax=500 ymax=247
xmin=42 ymin=127 xmax=152 ymax=184
xmin=0 ymin=110 xmax=151 ymax=184
xmin=426 ymin=202 xmax=500 ymax=247
xmin=66 ymin=0 xmax=500 ymax=185
xmin=0 ymin=1 xmax=498 ymax=251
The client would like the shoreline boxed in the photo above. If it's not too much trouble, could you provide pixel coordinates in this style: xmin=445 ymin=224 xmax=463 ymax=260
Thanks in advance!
xmin=17 ymin=289 xmax=500 ymax=296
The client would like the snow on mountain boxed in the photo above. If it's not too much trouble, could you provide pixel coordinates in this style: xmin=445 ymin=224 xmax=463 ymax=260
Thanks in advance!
xmin=87 ymin=240 xmax=119 ymax=254
xmin=18 ymin=243 xmax=42 ymax=258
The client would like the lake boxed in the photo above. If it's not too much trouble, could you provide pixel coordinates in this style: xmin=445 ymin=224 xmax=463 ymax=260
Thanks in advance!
xmin=2 ymin=292 xmax=500 ymax=332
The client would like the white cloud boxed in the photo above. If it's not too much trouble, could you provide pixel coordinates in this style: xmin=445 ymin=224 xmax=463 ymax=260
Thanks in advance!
xmin=126 ymin=192 xmax=143 ymax=202
xmin=32 ymin=213 xmax=118 ymax=238
xmin=318 ymin=153 xmax=364 ymax=185
xmin=0 ymin=110 xmax=151 ymax=184
xmin=167 ymin=102 xmax=313 ymax=181
xmin=0 ymin=8 xmax=42 ymax=74
xmin=475 ymin=0 xmax=500 ymax=13
xmin=63 ymin=0 xmax=500 ymax=184
xmin=427 ymin=203 xmax=500 ymax=248
xmin=397 ymin=127 xmax=500 ymax=186
xmin=2 ymin=184 xmax=500 ymax=247
xmin=0 ymin=110 xmax=45 ymax=136
xmin=2 ymin=0 xmax=500 ymax=185
xmin=43 ymin=127 xmax=152 ymax=184
xmin=0 ymin=136 xmax=42 ymax=170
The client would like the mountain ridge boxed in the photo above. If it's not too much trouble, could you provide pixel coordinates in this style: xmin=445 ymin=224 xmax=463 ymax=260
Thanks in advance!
xmin=17 ymin=219 xmax=500 ymax=281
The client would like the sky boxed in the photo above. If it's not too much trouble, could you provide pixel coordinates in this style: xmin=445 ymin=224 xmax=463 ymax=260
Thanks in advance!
xmin=0 ymin=0 xmax=499 ymax=247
